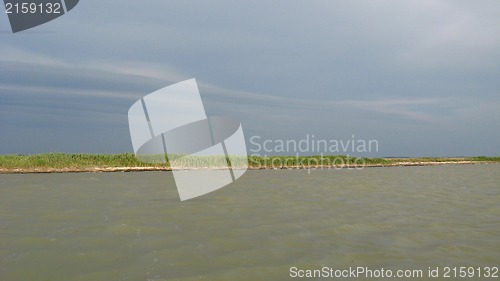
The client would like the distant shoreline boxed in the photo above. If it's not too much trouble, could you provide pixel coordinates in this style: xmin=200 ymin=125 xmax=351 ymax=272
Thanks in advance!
xmin=1 ymin=153 xmax=498 ymax=174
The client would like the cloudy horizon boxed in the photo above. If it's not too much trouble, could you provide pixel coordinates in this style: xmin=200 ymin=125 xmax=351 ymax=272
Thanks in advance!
xmin=1 ymin=0 xmax=499 ymax=157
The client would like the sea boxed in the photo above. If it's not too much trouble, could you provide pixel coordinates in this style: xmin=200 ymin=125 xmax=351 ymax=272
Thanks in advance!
xmin=1 ymin=164 xmax=499 ymax=280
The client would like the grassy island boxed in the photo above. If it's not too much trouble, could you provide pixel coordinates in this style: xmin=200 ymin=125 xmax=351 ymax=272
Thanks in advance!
xmin=0 ymin=153 xmax=499 ymax=174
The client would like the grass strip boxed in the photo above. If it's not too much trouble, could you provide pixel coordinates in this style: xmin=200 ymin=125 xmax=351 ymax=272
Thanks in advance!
xmin=0 ymin=153 xmax=499 ymax=171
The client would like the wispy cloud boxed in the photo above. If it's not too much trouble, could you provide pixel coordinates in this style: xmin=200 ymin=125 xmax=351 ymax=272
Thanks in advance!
xmin=1 ymin=0 xmax=499 ymax=155
xmin=335 ymin=98 xmax=443 ymax=122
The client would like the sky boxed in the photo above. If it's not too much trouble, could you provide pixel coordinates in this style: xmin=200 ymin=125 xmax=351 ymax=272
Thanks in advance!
xmin=1 ymin=0 xmax=499 ymax=157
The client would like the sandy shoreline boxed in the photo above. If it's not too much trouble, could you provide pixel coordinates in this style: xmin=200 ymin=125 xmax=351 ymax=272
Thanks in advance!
xmin=0 ymin=161 xmax=497 ymax=174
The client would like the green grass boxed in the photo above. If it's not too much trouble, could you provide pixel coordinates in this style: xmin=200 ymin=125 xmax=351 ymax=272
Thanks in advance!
xmin=247 ymin=155 xmax=393 ymax=168
xmin=0 ymin=153 xmax=499 ymax=171
xmin=0 ymin=153 xmax=147 ymax=169
xmin=469 ymin=156 xmax=500 ymax=162
xmin=0 ymin=153 xmax=247 ymax=170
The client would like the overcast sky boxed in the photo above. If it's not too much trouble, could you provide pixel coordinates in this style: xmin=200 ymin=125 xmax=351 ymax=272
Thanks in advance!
xmin=1 ymin=0 xmax=499 ymax=157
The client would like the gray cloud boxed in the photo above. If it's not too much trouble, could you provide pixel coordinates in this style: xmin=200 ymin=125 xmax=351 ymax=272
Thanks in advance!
xmin=1 ymin=0 xmax=499 ymax=156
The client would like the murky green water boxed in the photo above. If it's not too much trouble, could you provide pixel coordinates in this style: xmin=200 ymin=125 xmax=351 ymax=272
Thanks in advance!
xmin=1 ymin=165 xmax=499 ymax=280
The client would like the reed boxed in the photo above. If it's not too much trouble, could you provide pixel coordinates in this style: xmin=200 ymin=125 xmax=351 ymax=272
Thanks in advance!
xmin=1 ymin=153 xmax=499 ymax=171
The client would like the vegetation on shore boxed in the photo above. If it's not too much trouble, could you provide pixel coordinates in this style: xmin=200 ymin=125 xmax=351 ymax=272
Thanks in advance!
xmin=0 ymin=153 xmax=499 ymax=173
